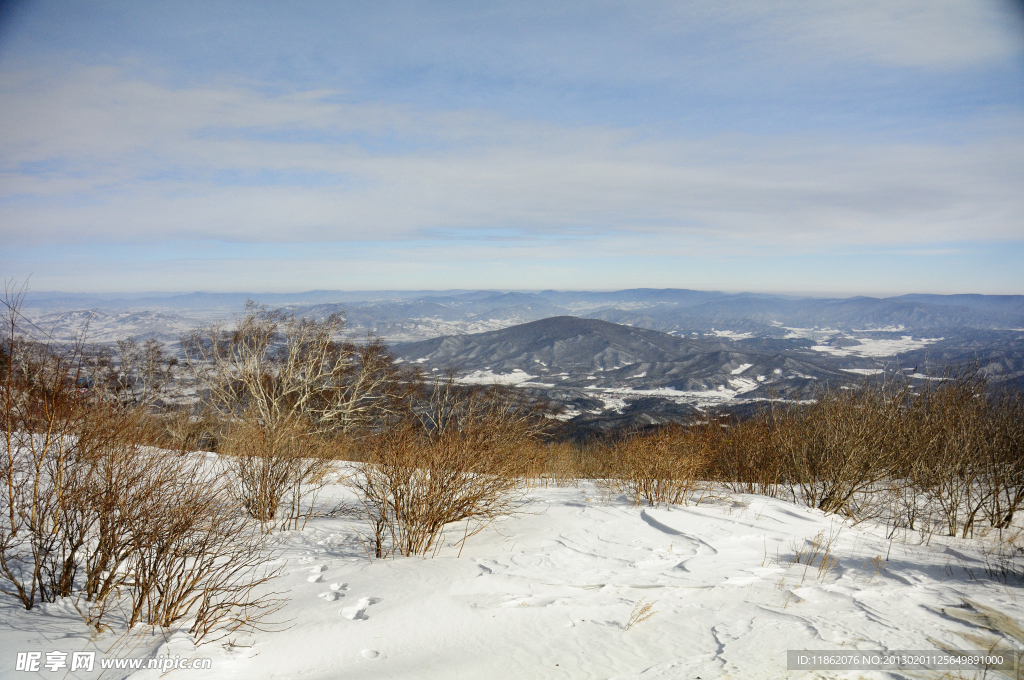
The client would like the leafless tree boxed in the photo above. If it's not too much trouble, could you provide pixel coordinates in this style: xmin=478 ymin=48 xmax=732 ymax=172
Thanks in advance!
xmin=182 ymin=302 xmax=412 ymax=529
xmin=183 ymin=302 xmax=410 ymax=435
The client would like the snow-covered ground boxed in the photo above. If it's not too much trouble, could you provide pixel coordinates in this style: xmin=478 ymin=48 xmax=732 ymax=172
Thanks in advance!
xmin=3 ymin=481 xmax=1022 ymax=679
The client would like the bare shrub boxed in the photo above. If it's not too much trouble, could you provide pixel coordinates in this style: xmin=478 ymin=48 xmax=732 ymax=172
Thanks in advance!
xmin=0 ymin=282 xmax=92 ymax=608
xmin=183 ymin=302 xmax=410 ymax=435
xmin=705 ymin=416 xmax=785 ymax=498
xmin=220 ymin=415 xmax=337 ymax=531
xmin=87 ymin=336 xmax=179 ymax=409
xmin=899 ymin=370 xmax=1024 ymax=538
xmin=765 ymin=379 xmax=909 ymax=517
xmin=529 ymin=441 xmax=587 ymax=488
xmin=350 ymin=378 xmax=548 ymax=558
xmin=1 ymin=284 xmax=283 ymax=644
xmin=68 ymin=416 xmax=285 ymax=642
xmin=153 ymin=405 xmax=221 ymax=453
xmin=183 ymin=302 xmax=411 ymax=529
xmin=612 ymin=424 xmax=711 ymax=507
xmin=121 ymin=459 xmax=283 ymax=643
xmin=693 ymin=368 xmax=1024 ymax=540
xmin=982 ymin=389 xmax=1024 ymax=531
xmin=908 ymin=373 xmax=990 ymax=538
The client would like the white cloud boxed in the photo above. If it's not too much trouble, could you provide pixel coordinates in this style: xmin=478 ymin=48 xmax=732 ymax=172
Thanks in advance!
xmin=669 ymin=0 xmax=1024 ymax=69
xmin=1 ymin=65 xmax=1022 ymax=250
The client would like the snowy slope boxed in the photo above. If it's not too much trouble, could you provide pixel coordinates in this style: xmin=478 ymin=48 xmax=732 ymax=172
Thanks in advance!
xmin=2 ymin=480 xmax=1022 ymax=679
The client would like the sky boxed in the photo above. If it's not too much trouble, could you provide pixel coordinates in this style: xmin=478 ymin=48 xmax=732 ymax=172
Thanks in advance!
xmin=1 ymin=1 xmax=1023 ymax=296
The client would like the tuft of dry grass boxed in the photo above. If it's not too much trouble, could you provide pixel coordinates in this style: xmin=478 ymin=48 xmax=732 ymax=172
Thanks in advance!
xmin=624 ymin=597 xmax=658 ymax=631
xmin=787 ymin=527 xmax=842 ymax=583
xmin=865 ymin=554 xmax=887 ymax=582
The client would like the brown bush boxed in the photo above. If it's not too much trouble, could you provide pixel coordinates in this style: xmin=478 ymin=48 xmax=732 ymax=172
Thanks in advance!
xmin=220 ymin=414 xmax=337 ymax=532
xmin=182 ymin=302 xmax=415 ymax=531
xmin=349 ymin=377 xmax=548 ymax=558
xmin=695 ymin=369 xmax=1024 ymax=538
xmin=703 ymin=416 xmax=785 ymax=498
xmin=1 ymin=284 xmax=283 ymax=644
xmin=899 ymin=370 xmax=1024 ymax=538
xmin=0 ymin=282 xmax=92 ymax=608
xmin=609 ymin=424 xmax=712 ymax=507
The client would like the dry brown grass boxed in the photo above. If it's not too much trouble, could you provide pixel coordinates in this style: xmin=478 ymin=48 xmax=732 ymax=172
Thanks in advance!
xmin=624 ymin=597 xmax=657 ymax=631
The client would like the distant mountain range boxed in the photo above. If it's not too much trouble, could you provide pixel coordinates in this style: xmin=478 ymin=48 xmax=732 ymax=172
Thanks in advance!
xmin=391 ymin=316 xmax=900 ymax=427
xmin=394 ymin=315 xmax=1024 ymax=430
xmin=395 ymin=315 xmax=848 ymax=392
xmin=21 ymin=288 xmax=1024 ymax=431
xmin=25 ymin=289 xmax=1024 ymax=337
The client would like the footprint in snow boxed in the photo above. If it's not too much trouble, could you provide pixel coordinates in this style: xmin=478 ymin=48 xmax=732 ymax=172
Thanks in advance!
xmin=342 ymin=597 xmax=381 ymax=620
xmin=361 ymin=650 xmax=380 ymax=659
xmin=330 ymin=582 xmax=348 ymax=591
xmin=307 ymin=574 xmax=323 ymax=583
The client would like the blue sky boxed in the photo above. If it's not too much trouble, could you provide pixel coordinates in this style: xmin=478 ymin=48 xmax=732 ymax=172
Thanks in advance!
xmin=1 ymin=0 xmax=1023 ymax=294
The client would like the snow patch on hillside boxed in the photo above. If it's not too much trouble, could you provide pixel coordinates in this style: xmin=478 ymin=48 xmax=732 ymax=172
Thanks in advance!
xmin=589 ymin=382 xmax=760 ymax=408
xmin=710 ymin=329 xmax=754 ymax=339
xmin=457 ymin=369 xmax=536 ymax=385
xmin=812 ymin=336 xmax=941 ymax=357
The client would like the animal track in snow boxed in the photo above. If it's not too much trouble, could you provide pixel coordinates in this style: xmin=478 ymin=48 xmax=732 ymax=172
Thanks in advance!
xmin=318 ymin=591 xmax=343 ymax=601
xmin=342 ymin=597 xmax=381 ymax=620
xmin=300 ymin=564 xmax=328 ymax=582
xmin=329 ymin=582 xmax=348 ymax=591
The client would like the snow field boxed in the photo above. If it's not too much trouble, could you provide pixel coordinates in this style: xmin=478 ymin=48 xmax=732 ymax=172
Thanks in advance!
xmin=2 ymin=482 xmax=1022 ymax=679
